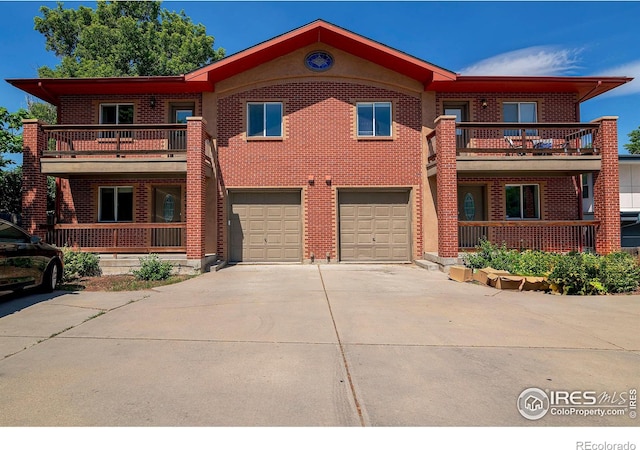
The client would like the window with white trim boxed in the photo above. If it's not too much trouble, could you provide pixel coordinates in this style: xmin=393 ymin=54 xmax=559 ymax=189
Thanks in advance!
xmin=505 ymin=184 xmax=540 ymax=219
xmin=503 ymin=101 xmax=537 ymax=136
xmin=357 ymin=102 xmax=392 ymax=137
xmin=99 ymin=186 xmax=134 ymax=222
xmin=247 ymin=102 xmax=283 ymax=137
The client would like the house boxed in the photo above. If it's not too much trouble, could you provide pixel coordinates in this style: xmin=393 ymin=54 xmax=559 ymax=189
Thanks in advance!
xmin=6 ymin=20 xmax=631 ymax=272
xmin=580 ymin=155 xmax=640 ymax=249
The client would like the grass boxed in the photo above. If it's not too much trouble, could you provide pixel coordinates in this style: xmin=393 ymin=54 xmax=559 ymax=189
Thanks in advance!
xmin=59 ymin=274 xmax=196 ymax=292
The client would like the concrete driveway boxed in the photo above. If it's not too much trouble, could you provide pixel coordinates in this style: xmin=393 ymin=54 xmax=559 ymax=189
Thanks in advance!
xmin=0 ymin=264 xmax=639 ymax=426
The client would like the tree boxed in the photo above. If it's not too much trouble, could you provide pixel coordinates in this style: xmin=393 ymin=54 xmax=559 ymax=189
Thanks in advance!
xmin=624 ymin=127 xmax=640 ymax=154
xmin=0 ymin=107 xmax=31 ymax=170
xmin=0 ymin=167 xmax=23 ymax=215
xmin=35 ymin=1 xmax=225 ymax=78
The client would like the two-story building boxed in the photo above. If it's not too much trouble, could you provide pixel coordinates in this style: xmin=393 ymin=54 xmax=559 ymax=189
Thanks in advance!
xmin=7 ymin=20 xmax=631 ymax=271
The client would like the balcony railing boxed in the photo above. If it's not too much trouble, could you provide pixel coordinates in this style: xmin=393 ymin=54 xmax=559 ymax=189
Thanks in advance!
xmin=458 ymin=220 xmax=599 ymax=252
xmin=42 ymin=124 xmax=188 ymax=158
xmin=46 ymin=223 xmax=186 ymax=253
xmin=455 ymin=122 xmax=600 ymax=156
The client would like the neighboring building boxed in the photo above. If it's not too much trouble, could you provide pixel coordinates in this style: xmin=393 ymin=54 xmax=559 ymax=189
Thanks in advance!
xmin=6 ymin=20 xmax=631 ymax=270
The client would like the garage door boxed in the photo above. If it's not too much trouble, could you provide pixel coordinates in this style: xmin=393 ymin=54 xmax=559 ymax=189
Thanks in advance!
xmin=229 ymin=191 xmax=301 ymax=262
xmin=339 ymin=191 xmax=411 ymax=262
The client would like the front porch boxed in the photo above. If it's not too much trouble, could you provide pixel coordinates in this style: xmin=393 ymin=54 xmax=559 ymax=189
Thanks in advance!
xmin=426 ymin=115 xmax=621 ymax=260
xmin=22 ymin=117 xmax=218 ymax=272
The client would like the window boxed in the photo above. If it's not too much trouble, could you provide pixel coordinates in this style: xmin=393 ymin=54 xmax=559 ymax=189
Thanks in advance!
xmin=100 ymin=104 xmax=134 ymax=138
xmin=357 ymin=102 xmax=392 ymax=137
xmin=582 ymin=173 xmax=591 ymax=199
xmin=503 ymin=102 xmax=537 ymax=136
xmin=99 ymin=187 xmax=134 ymax=222
xmin=505 ymin=184 xmax=540 ymax=219
xmin=247 ymin=102 xmax=283 ymax=137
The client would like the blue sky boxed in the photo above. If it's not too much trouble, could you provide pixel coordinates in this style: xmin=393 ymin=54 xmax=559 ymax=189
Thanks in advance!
xmin=2 ymin=1 xmax=640 ymax=166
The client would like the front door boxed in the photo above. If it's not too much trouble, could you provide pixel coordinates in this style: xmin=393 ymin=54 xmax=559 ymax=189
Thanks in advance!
xmin=458 ymin=185 xmax=487 ymax=248
xmin=152 ymin=185 xmax=184 ymax=247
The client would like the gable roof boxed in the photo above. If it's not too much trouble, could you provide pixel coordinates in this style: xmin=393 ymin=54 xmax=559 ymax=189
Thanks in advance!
xmin=5 ymin=19 xmax=632 ymax=105
xmin=185 ymin=19 xmax=458 ymax=87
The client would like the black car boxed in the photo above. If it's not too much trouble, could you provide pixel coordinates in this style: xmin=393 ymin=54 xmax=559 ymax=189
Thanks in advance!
xmin=0 ymin=219 xmax=64 ymax=294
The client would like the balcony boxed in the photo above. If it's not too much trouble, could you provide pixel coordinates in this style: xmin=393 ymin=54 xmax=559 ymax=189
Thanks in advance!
xmin=427 ymin=122 xmax=602 ymax=176
xmin=40 ymin=124 xmax=190 ymax=177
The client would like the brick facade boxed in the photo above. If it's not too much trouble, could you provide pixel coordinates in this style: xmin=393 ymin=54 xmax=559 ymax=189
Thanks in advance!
xmin=216 ymin=81 xmax=423 ymax=260
xmin=18 ymin=22 xmax=625 ymax=265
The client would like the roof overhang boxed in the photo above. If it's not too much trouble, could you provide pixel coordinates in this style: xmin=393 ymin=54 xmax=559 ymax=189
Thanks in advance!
xmin=5 ymin=20 xmax=633 ymax=104
xmin=427 ymin=76 xmax=633 ymax=102
xmin=5 ymin=76 xmax=208 ymax=106
xmin=185 ymin=19 xmax=458 ymax=88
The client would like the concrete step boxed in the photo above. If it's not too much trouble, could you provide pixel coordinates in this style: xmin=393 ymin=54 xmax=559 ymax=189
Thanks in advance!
xmin=414 ymin=260 xmax=441 ymax=272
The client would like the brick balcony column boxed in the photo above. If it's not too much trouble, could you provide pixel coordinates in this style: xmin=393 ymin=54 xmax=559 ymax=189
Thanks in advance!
xmin=186 ymin=117 xmax=207 ymax=262
xmin=435 ymin=115 xmax=458 ymax=258
xmin=592 ymin=116 xmax=621 ymax=254
xmin=21 ymin=119 xmax=48 ymax=236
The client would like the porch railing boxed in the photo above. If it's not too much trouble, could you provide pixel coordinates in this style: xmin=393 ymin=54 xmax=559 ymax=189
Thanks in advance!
xmin=41 ymin=124 xmax=188 ymax=157
xmin=458 ymin=220 xmax=599 ymax=252
xmin=455 ymin=122 xmax=600 ymax=156
xmin=47 ymin=223 xmax=187 ymax=253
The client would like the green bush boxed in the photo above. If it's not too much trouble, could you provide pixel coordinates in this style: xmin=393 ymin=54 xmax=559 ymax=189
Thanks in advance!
xmin=132 ymin=254 xmax=173 ymax=281
xmin=465 ymin=240 xmax=640 ymax=295
xmin=511 ymin=250 xmax=560 ymax=277
xmin=599 ymin=252 xmax=640 ymax=294
xmin=62 ymin=248 xmax=101 ymax=282
xmin=464 ymin=239 xmax=519 ymax=272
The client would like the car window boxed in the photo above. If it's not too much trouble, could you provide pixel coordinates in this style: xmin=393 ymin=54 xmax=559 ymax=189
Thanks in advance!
xmin=0 ymin=222 xmax=30 ymax=243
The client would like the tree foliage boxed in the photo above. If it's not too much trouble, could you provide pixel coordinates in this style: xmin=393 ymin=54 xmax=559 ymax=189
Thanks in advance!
xmin=35 ymin=1 xmax=225 ymax=78
xmin=0 ymin=107 xmax=31 ymax=169
xmin=624 ymin=126 xmax=640 ymax=154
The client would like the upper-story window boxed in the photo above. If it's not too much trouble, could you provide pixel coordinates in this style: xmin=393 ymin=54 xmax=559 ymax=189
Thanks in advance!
xmin=100 ymin=104 xmax=134 ymax=125
xmin=503 ymin=101 xmax=537 ymax=137
xmin=100 ymin=103 xmax=134 ymax=138
xmin=357 ymin=102 xmax=392 ymax=137
xmin=247 ymin=102 xmax=283 ymax=137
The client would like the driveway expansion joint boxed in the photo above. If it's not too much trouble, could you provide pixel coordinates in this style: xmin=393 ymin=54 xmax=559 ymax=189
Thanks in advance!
xmin=318 ymin=265 xmax=366 ymax=427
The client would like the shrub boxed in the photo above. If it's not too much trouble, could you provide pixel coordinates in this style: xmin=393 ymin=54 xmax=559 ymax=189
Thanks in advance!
xmin=511 ymin=250 xmax=560 ymax=277
xmin=547 ymin=252 xmax=606 ymax=295
xmin=464 ymin=239 xmax=519 ymax=272
xmin=132 ymin=254 xmax=173 ymax=281
xmin=62 ymin=247 xmax=101 ymax=282
xmin=599 ymin=251 xmax=640 ymax=294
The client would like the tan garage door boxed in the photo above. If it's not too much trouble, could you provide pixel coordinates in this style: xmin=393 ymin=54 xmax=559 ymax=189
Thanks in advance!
xmin=229 ymin=191 xmax=301 ymax=262
xmin=339 ymin=191 xmax=411 ymax=262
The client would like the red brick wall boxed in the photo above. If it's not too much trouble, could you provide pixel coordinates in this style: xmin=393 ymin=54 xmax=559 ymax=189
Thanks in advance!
xmin=458 ymin=176 xmax=580 ymax=221
xmin=217 ymin=81 xmax=423 ymax=260
xmin=436 ymin=91 xmax=578 ymax=122
xmin=58 ymin=93 xmax=202 ymax=125
xmin=60 ymin=177 xmax=186 ymax=224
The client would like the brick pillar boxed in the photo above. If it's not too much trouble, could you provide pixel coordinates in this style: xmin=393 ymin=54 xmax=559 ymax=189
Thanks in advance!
xmin=435 ymin=115 xmax=458 ymax=258
xmin=21 ymin=119 xmax=48 ymax=236
xmin=592 ymin=116 xmax=620 ymax=254
xmin=186 ymin=117 xmax=207 ymax=262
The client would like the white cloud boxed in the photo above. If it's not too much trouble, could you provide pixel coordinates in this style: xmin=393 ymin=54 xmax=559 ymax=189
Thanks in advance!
xmin=459 ymin=46 xmax=582 ymax=76
xmin=594 ymin=60 xmax=640 ymax=97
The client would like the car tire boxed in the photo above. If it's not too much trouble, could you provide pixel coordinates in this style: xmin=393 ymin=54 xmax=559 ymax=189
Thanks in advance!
xmin=42 ymin=261 xmax=59 ymax=293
